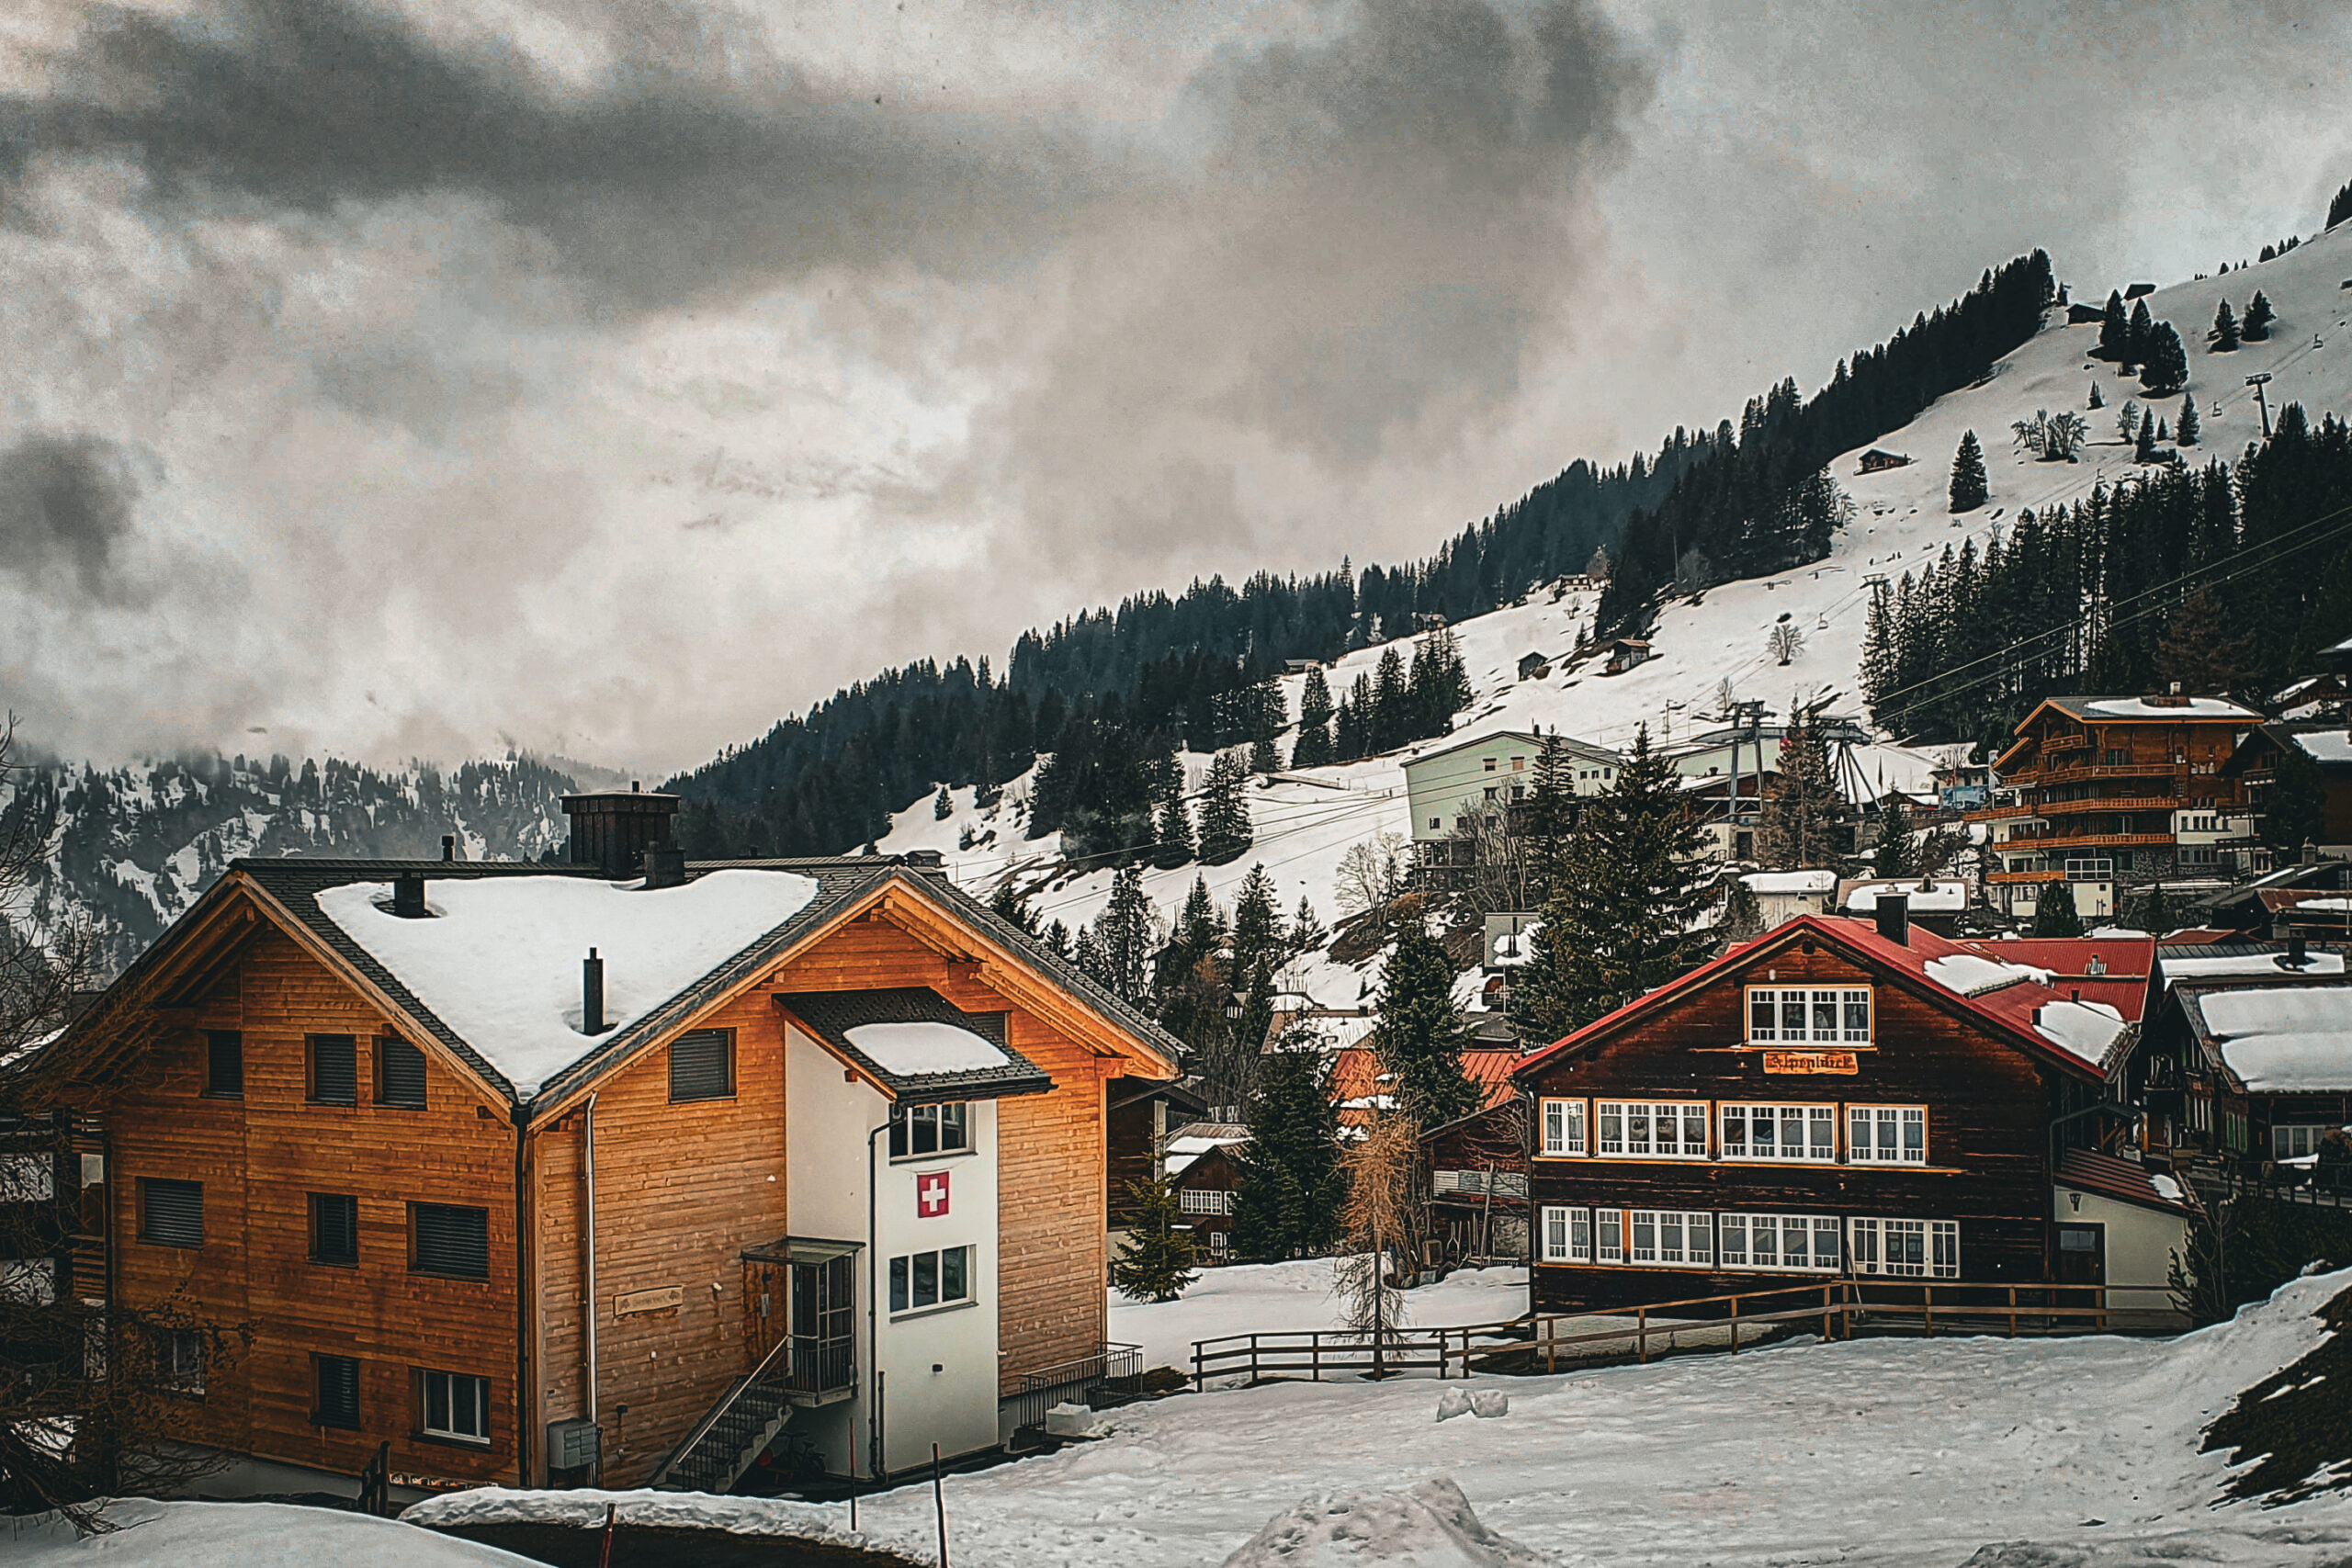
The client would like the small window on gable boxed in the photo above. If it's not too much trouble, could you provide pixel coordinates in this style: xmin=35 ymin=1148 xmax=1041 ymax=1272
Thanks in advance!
xmin=204 ymin=1032 xmax=243 ymax=1099
xmin=376 ymin=1037 xmax=427 ymax=1109
xmin=308 ymin=1035 xmax=358 ymax=1106
xmin=668 ymin=1030 xmax=735 ymax=1103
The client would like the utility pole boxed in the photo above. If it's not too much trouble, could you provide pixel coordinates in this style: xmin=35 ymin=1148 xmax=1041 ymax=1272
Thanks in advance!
xmin=1727 ymin=699 xmax=1768 ymax=856
xmin=2246 ymin=372 xmax=2274 ymax=438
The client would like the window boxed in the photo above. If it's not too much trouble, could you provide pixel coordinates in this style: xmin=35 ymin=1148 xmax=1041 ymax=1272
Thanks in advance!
xmin=307 ymin=1035 xmax=357 ymax=1105
xmin=1208 ymin=1229 xmax=1229 ymax=1258
xmin=0 ymin=1258 xmax=56 ymax=1304
xmin=1539 ymin=1205 xmax=1591 ymax=1263
xmin=1746 ymin=987 xmax=1871 ymax=1044
xmin=140 ymin=1178 xmax=203 ymax=1248
xmin=1716 ymin=1213 xmax=1841 ymax=1272
xmin=164 ymin=1329 xmax=206 ymax=1395
xmin=1848 ymin=1105 xmax=1928 ymax=1164
xmin=1179 ymin=1189 xmax=1234 ymax=1215
xmin=1627 ymin=1210 xmax=1714 ymax=1266
xmin=1593 ymin=1207 xmax=1623 ymax=1263
xmin=2273 ymin=1124 xmax=2334 ymax=1160
xmin=890 ymin=1101 xmax=971 ymax=1159
xmin=0 ymin=1154 xmax=52 ymax=1203
xmin=1511 ymin=757 xmax=1526 ymax=772
xmin=376 ymin=1037 xmax=427 ymax=1109
xmin=2178 ymin=846 xmax=2217 ymax=868
xmin=314 ymin=1353 xmax=361 ymax=1428
xmin=668 ymin=1030 xmax=735 ymax=1102
xmin=888 ymin=1245 xmax=972 ymax=1314
xmin=311 ymin=1193 xmax=359 ymax=1267
xmin=1538 ymin=1099 xmax=1587 ymax=1157
xmin=1720 ymin=1104 xmax=1838 ymax=1162
xmin=1594 ymin=1101 xmax=1709 ymax=1159
xmin=419 ymin=1369 xmax=491 ymax=1445
xmin=410 ymin=1203 xmax=490 ymax=1280
xmin=1483 ymin=757 xmax=1498 ymax=773
xmin=2064 ymin=858 xmax=2112 ymax=881
xmin=205 ymin=1032 xmax=243 ymax=1098
xmin=1849 ymin=1217 xmax=1960 ymax=1279
xmin=1429 ymin=816 xmax=1442 ymax=830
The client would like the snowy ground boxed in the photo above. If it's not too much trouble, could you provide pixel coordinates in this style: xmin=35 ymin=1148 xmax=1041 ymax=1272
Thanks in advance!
xmin=839 ymin=1269 xmax=2352 ymax=1568
xmin=1 ymin=1500 xmax=536 ymax=1567
xmin=1111 ymin=1258 xmax=1533 ymax=1371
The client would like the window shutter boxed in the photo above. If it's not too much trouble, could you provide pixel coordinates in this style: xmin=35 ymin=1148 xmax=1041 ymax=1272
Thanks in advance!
xmin=315 ymin=1354 xmax=361 ymax=1428
xmin=205 ymin=1032 xmax=243 ymax=1097
xmin=668 ymin=1031 xmax=734 ymax=1102
xmin=311 ymin=1193 xmax=359 ymax=1265
xmin=309 ymin=1036 xmax=357 ymax=1105
xmin=141 ymin=1179 xmax=203 ymax=1248
xmin=412 ymin=1203 xmax=490 ymax=1279
xmin=377 ymin=1038 xmax=427 ymax=1108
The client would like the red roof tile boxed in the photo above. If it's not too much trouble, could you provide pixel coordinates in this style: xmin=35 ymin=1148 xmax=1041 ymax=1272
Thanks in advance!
xmin=2055 ymin=1147 xmax=2199 ymax=1215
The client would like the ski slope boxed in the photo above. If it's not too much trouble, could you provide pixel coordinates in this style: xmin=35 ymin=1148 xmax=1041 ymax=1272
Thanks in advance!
xmin=883 ymin=223 xmax=2352 ymax=996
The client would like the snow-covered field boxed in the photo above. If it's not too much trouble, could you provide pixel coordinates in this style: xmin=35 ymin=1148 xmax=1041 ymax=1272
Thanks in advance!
xmin=879 ymin=223 xmax=2352 ymax=998
xmin=1 ymin=1500 xmax=535 ymax=1567
xmin=1112 ymin=1258 xmax=1532 ymax=1371
xmin=845 ymin=1269 xmax=2352 ymax=1568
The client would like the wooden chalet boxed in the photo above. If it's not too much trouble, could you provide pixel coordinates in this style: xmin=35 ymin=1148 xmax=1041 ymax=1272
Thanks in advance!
xmin=1601 ymin=638 xmax=1653 ymax=676
xmin=1163 ymin=1122 xmax=1249 ymax=1264
xmin=2129 ymin=972 xmax=2352 ymax=1174
xmin=1970 ymin=692 xmax=2263 ymax=921
xmin=1106 ymin=1073 xmax=1207 ymax=1228
xmin=1511 ymin=900 xmax=2188 ymax=1316
xmin=1422 ymin=1099 xmax=1528 ymax=1267
xmin=35 ymin=791 xmax=1179 ymax=1501
xmin=2222 ymin=724 xmax=2352 ymax=847
xmin=1856 ymin=448 xmax=1913 ymax=473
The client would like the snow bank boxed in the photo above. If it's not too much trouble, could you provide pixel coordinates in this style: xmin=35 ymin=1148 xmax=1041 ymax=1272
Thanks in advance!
xmin=400 ymin=1486 xmax=865 ymax=1549
xmin=1844 ymin=879 xmax=1966 ymax=912
xmin=318 ymin=870 xmax=819 ymax=1095
xmin=845 ymin=1020 xmax=1014 ymax=1077
xmin=1925 ymin=952 xmax=2053 ymax=997
xmin=1221 ymin=1478 xmax=1547 ymax=1568
xmin=6 ymin=1500 xmax=534 ymax=1566
xmin=2197 ymin=986 xmax=2352 ymax=1091
xmin=2033 ymin=998 xmax=2127 ymax=1064
xmin=1108 ymin=1258 xmax=1529 ymax=1371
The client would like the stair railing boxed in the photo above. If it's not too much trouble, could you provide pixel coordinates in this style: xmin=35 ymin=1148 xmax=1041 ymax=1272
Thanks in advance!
xmin=650 ymin=1330 xmax=797 ymax=1488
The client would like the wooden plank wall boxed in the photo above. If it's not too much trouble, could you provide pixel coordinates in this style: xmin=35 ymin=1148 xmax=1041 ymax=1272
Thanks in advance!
xmin=1523 ymin=942 xmax=2057 ymax=1313
xmin=107 ymin=928 xmax=520 ymax=1485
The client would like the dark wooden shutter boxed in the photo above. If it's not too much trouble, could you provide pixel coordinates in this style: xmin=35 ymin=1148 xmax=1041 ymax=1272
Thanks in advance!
xmin=412 ymin=1203 xmax=490 ymax=1279
xmin=309 ymin=1035 xmax=357 ymax=1105
xmin=311 ymin=1193 xmax=359 ymax=1265
xmin=205 ymin=1032 xmax=243 ymax=1098
xmin=314 ymin=1354 xmax=361 ymax=1428
xmin=376 ymin=1038 xmax=427 ymax=1108
xmin=141 ymin=1179 xmax=203 ymax=1247
xmin=668 ymin=1031 xmax=734 ymax=1102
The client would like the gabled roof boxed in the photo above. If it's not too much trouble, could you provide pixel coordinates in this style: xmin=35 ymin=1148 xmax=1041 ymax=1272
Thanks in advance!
xmin=1997 ymin=694 xmax=2262 ymax=770
xmin=776 ymin=987 xmax=1051 ymax=1103
xmin=2055 ymin=1148 xmax=2199 ymax=1217
xmin=49 ymin=853 xmax=1180 ymax=1114
xmin=2169 ymin=976 xmax=2352 ymax=1093
xmin=1403 ymin=728 xmax=1622 ymax=772
xmin=1513 ymin=915 xmax=2119 ymax=1085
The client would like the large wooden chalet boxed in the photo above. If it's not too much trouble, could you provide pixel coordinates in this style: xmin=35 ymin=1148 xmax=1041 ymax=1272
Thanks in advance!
xmin=36 ymin=790 xmax=1177 ymax=1500
xmin=1511 ymin=903 xmax=2191 ymax=1317
xmin=2130 ymin=970 xmax=2352 ymax=1173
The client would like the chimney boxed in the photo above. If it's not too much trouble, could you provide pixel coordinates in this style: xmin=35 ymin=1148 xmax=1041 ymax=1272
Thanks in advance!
xmin=442 ymin=834 xmax=458 ymax=862
xmin=392 ymin=873 xmax=428 ymax=919
xmin=641 ymin=841 xmax=686 ymax=890
xmin=562 ymin=788 xmax=683 ymax=877
xmin=2305 ymin=840 xmax=2320 ymax=865
xmin=1874 ymin=891 xmax=1910 ymax=946
xmin=2287 ymin=934 xmax=2310 ymax=969
xmin=582 ymin=949 xmax=606 ymax=1035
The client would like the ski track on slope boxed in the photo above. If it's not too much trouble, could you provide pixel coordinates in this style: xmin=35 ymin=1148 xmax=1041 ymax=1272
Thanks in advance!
xmin=881 ymin=226 xmax=2352 ymax=989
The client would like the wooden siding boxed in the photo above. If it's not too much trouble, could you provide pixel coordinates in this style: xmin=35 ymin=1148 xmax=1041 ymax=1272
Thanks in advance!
xmin=107 ymin=930 xmax=520 ymax=1486
xmin=1521 ymin=942 xmax=2059 ymax=1312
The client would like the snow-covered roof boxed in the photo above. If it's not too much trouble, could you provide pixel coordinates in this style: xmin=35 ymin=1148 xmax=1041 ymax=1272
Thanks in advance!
xmin=1746 ymin=870 xmax=1838 ymax=895
xmin=2070 ymin=696 xmax=2262 ymax=721
xmin=842 ymin=1021 xmax=1011 ymax=1077
xmin=2162 ymin=950 xmax=2347 ymax=986
xmin=319 ymin=871 xmax=820 ymax=1098
xmin=2290 ymin=731 xmax=2352 ymax=764
xmin=1842 ymin=879 xmax=1966 ymax=913
xmin=1923 ymin=953 xmax=2053 ymax=998
xmin=2032 ymin=998 xmax=2128 ymax=1066
xmin=781 ymin=987 xmax=1052 ymax=1100
xmin=2191 ymin=985 xmax=2352 ymax=1091
xmin=1166 ymin=1122 xmax=1252 ymax=1177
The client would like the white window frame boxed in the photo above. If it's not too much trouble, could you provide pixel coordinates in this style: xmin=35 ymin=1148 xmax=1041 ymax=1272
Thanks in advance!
xmin=1715 ymin=1213 xmax=1842 ymax=1273
xmin=1179 ymin=1189 xmax=1234 ymax=1215
xmin=888 ymin=1244 xmax=974 ymax=1314
xmin=1208 ymin=1228 xmax=1229 ymax=1258
xmin=420 ymin=1368 xmax=492 ymax=1445
xmin=1849 ymin=1216 xmax=1960 ymax=1279
xmin=1593 ymin=1208 xmax=1623 ymax=1263
xmin=1594 ymin=1100 xmax=1710 ymax=1159
xmin=1848 ymin=1104 xmax=1928 ymax=1165
xmin=1719 ymin=1103 xmax=1838 ymax=1163
xmin=2271 ymin=1124 xmax=2333 ymax=1160
xmin=1745 ymin=987 xmax=1872 ymax=1045
xmin=1538 ymin=1098 xmax=1588 ymax=1157
xmin=1539 ymin=1204 xmax=1592 ymax=1264
xmin=165 ymin=1327 xmax=206 ymax=1395
xmin=1627 ymin=1210 xmax=1714 ymax=1266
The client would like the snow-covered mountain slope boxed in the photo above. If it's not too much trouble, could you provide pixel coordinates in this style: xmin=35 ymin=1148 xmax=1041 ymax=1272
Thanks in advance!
xmin=882 ymin=223 xmax=2352 ymax=995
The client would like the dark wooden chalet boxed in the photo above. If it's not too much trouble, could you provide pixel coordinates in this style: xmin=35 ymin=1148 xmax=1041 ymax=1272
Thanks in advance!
xmin=1512 ymin=901 xmax=2173 ymax=1314
xmin=1107 ymin=1074 xmax=1207 ymax=1226
xmin=1164 ymin=1123 xmax=1249 ymax=1264
xmin=2131 ymin=974 xmax=2352 ymax=1174
xmin=1422 ymin=1099 xmax=1528 ymax=1267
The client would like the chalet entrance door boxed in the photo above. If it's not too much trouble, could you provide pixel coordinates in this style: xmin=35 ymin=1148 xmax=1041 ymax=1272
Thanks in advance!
xmin=2054 ymin=1223 xmax=2105 ymax=1287
xmin=741 ymin=1238 xmax=861 ymax=1399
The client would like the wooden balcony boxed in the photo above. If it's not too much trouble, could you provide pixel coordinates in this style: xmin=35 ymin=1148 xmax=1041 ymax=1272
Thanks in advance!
xmin=1969 ymin=802 xmax=2041 ymax=821
xmin=1987 ymin=867 xmax=2065 ymax=885
xmin=2030 ymin=795 xmax=2182 ymax=818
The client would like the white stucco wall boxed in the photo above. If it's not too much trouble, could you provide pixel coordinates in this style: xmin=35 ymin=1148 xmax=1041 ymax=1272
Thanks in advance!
xmin=2052 ymin=1185 xmax=2192 ymax=1314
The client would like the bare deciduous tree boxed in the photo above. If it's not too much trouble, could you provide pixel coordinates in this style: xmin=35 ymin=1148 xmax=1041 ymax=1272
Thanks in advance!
xmin=1768 ymin=622 xmax=1805 ymax=666
xmin=1332 ymin=1116 xmax=1423 ymax=1359
xmin=1443 ymin=808 xmax=1536 ymax=917
xmin=1334 ymin=833 xmax=1413 ymax=917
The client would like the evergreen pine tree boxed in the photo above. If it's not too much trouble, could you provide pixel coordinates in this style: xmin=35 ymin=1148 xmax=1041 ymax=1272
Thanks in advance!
xmin=2243 ymin=290 xmax=2274 ymax=341
xmin=1093 ymin=865 xmax=1159 ymax=1005
xmin=1197 ymin=750 xmax=1254 ymax=865
xmin=2087 ymin=380 xmax=2105 ymax=410
xmin=2127 ymin=299 xmax=2154 ymax=366
xmin=1151 ymin=775 xmax=1195 ymax=870
xmin=1234 ymin=958 xmax=1277 ymax=1066
xmin=1249 ymin=678 xmax=1287 ymax=774
xmin=1512 ymin=728 xmax=1714 ymax=1043
xmin=1292 ymin=666 xmax=1335 ymax=768
xmin=989 ymin=878 xmax=1043 ymax=938
xmin=1370 ymin=648 xmax=1408 ymax=751
xmin=1719 ymin=877 xmax=1765 ymax=941
xmin=2032 ymin=880 xmax=2085 ymax=937
xmin=933 ymin=784 xmax=954 ymax=819
xmin=2211 ymin=299 xmax=2241 ymax=352
xmin=2157 ymin=417 xmax=2169 ymax=443
xmin=1178 ymin=874 xmax=1226 ymax=962
xmin=1373 ymin=921 xmax=1479 ymax=1129
xmin=1290 ymin=896 xmax=1327 ymax=956
xmin=1757 ymin=714 xmax=1844 ymax=870
xmin=2117 ymin=400 xmax=2141 ymax=445
xmin=2140 ymin=883 xmax=2175 ymax=936
xmin=2177 ymin=390 xmax=2200 ymax=446
xmin=1948 ymin=430 xmax=1988 ymax=513
xmin=1522 ymin=732 xmax=1578 ymax=897
xmin=1109 ymin=1176 xmax=1199 ymax=1302
xmin=1230 ymin=863 xmax=1282 ymax=978
xmin=1230 ymin=1042 xmax=1343 ymax=1261
xmin=2332 ymin=179 xmax=2352 ymax=231
xmin=2136 ymin=410 xmax=2158 ymax=463
xmin=2097 ymin=290 xmax=2129 ymax=361
xmin=1871 ymin=793 xmax=1915 ymax=877
xmin=2262 ymin=745 xmax=2326 ymax=857
xmin=2141 ymin=323 xmax=2188 ymax=394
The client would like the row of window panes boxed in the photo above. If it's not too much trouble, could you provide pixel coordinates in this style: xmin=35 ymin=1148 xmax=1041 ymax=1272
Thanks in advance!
xmin=1745 ymin=987 xmax=1871 ymax=1044
xmin=888 ymin=1245 xmax=972 ymax=1314
xmin=137 ymin=1179 xmax=490 ymax=1279
xmin=198 ymin=1029 xmax=736 ymax=1108
xmin=1179 ymin=1189 xmax=1235 ymax=1214
xmin=2273 ymin=1124 xmax=2342 ymax=1160
xmin=302 ymin=1354 xmax=491 ymax=1443
xmin=1541 ymin=1100 xmax=1927 ymax=1164
xmin=1541 ymin=1206 xmax=1959 ymax=1277
xmin=889 ymin=1101 xmax=970 ymax=1159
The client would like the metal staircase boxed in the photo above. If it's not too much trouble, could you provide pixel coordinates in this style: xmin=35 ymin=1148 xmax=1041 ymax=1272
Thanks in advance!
xmin=653 ymin=1371 xmax=802 ymax=1495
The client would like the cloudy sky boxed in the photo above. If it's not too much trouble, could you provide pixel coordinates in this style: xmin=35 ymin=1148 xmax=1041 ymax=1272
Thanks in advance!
xmin=3 ymin=0 xmax=2348 ymax=774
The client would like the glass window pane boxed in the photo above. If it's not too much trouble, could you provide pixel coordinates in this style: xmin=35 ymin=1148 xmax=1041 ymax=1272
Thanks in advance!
xmin=1684 ymin=1108 xmax=1708 ymax=1151
xmin=1724 ymin=1107 xmax=1747 ymax=1156
xmin=1814 ymin=1219 xmax=1839 ymax=1267
xmin=1722 ymin=1215 xmax=1746 ymax=1264
xmin=1782 ymin=996 xmax=1807 ymax=1037
xmin=913 ymin=1110 xmax=939 ymax=1156
xmin=1844 ymin=992 xmax=1871 ymax=1039
xmin=1661 ymin=1213 xmax=1682 ymax=1259
xmin=940 ymin=1103 xmax=969 ymax=1151
xmin=1903 ymin=1110 xmax=1925 ymax=1160
xmin=942 ymin=1246 xmax=967 ymax=1302
xmin=1812 ymin=992 xmax=1838 ymax=1037
xmin=1751 ymin=1220 xmax=1777 ymax=1267
xmin=426 ymin=1373 xmax=448 ymax=1431
xmin=1810 ymin=1108 xmax=1836 ymax=1159
xmin=1754 ymin=1113 xmax=1777 ymax=1155
xmin=1571 ymin=1211 xmax=1591 ymax=1258
xmin=890 ymin=1256 xmax=910 ymax=1312
xmin=914 ymin=1251 xmax=939 ymax=1308
xmin=1627 ymin=1108 xmax=1650 ymax=1154
xmin=1751 ymin=991 xmax=1775 ymax=1039
xmin=889 ymin=1115 xmax=908 ymax=1158
xmin=1599 ymin=1106 xmax=1623 ymax=1152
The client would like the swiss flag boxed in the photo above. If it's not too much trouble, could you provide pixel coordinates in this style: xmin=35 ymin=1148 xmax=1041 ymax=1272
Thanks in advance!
xmin=917 ymin=1171 xmax=950 ymax=1219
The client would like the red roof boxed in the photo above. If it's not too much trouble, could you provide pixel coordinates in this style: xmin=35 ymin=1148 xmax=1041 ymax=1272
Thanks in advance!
xmin=2055 ymin=1147 xmax=2199 ymax=1215
xmin=1329 ymin=1045 xmax=1521 ymax=1127
xmin=1949 ymin=936 xmax=2156 ymax=1022
xmin=1513 ymin=915 xmax=2118 ymax=1083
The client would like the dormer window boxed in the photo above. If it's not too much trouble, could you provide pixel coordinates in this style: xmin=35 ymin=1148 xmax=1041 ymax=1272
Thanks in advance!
xmin=1747 ymin=987 xmax=1871 ymax=1044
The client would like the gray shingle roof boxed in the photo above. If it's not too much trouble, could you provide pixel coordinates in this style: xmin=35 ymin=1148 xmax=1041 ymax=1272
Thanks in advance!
xmin=777 ymin=987 xmax=1051 ymax=1102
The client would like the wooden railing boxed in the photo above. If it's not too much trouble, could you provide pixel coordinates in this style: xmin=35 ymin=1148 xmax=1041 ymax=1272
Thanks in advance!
xmin=1189 ymin=1280 xmax=2112 ymax=1390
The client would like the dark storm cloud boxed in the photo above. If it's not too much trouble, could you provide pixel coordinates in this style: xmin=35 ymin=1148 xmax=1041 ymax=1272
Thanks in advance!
xmin=4 ymin=0 xmax=1114 ymax=307
xmin=0 ymin=434 xmax=143 ymax=603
